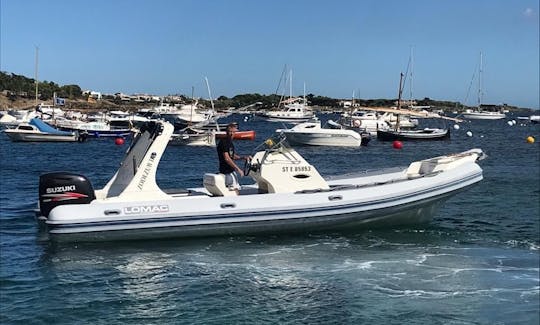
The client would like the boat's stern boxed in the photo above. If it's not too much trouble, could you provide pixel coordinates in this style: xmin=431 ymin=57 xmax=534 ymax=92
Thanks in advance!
xmin=38 ymin=172 xmax=96 ymax=219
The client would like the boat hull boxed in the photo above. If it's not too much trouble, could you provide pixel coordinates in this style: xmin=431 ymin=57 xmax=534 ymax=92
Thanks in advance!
xmin=462 ymin=112 xmax=506 ymax=120
xmin=260 ymin=116 xmax=313 ymax=123
xmin=39 ymin=163 xmax=482 ymax=242
xmin=284 ymin=131 xmax=363 ymax=147
xmin=169 ymin=133 xmax=216 ymax=146
xmin=39 ymin=186 xmax=471 ymax=242
xmin=377 ymin=129 xmax=450 ymax=141
xmin=4 ymin=131 xmax=78 ymax=142
xmin=79 ymin=129 xmax=131 ymax=138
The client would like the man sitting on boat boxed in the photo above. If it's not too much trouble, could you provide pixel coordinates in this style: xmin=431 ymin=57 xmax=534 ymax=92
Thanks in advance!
xmin=216 ymin=122 xmax=251 ymax=193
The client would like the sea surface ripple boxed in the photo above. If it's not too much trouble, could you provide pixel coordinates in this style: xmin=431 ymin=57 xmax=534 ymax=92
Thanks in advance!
xmin=1 ymin=114 xmax=538 ymax=324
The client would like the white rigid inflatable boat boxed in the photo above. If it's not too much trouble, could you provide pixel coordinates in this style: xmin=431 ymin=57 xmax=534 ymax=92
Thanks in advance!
xmin=36 ymin=121 xmax=485 ymax=242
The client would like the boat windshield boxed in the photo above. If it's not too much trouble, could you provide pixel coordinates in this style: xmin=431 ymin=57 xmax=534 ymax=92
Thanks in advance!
xmin=252 ymin=133 xmax=290 ymax=153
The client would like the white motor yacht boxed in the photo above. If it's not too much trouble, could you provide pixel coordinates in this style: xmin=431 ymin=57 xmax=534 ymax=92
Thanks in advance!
xmin=259 ymin=98 xmax=314 ymax=123
xmin=277 ymin=118 xmax=370 ymax=147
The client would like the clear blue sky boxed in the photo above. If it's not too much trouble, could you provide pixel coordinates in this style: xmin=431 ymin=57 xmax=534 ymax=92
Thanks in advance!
xmin=1 ymin=0 xmax=538 ymax=108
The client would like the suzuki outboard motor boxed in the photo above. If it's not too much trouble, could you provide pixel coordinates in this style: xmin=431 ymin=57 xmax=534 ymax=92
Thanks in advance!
xmin=39 ymin=172 xmax=96 ymax=217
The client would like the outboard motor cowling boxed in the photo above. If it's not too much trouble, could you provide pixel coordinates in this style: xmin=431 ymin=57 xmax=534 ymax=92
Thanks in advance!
xmin=39 ymin=172 xmax=96 ymax=217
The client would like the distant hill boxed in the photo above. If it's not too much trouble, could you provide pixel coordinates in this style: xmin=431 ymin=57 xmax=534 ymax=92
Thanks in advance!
xmin=0 ymin=71 xmax=531 ymax=112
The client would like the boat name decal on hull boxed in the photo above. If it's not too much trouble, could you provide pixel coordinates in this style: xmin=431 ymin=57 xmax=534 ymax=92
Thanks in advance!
xmin=124 ymin=205 xmax=169 ymax=215
xmin=137 ymin=153 xmax=156 ymax=190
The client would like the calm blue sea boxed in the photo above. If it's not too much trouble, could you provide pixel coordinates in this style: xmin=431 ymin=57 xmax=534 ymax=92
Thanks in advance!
xmin=1 ymin=113 xmax=539 ymax=324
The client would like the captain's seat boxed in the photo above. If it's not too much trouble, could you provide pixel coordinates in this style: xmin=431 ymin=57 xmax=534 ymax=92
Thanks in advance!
xmin=203 ymin=173 xmax=238 ymax=196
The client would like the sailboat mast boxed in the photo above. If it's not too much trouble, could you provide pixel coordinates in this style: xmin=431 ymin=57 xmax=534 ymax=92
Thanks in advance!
xmin=409 ymin=46 xmax=414 ymax=107
xmin=397 ymin=73 xmax=404 ymax=110
xmin=190 ymin=86 xmax=195 ymax=125
xmin=289 ymin=69 xmax=293 ymax=99
xmin=396 ymin=73 xmax=404 ymax=131
xmin=478 ymin=51 xmax=483 ymax=107
xmin=205 ymin=77 xmax=215 ymax=112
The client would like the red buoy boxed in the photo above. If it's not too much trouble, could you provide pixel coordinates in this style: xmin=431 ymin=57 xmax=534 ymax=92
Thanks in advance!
xmin=115 ymin=137 xmax=125 ymax=146
xmin=392 ymin=140 xmax=403 ymax=149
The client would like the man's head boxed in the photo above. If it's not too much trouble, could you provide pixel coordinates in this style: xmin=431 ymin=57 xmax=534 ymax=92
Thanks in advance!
xmin=226 ymin=122 xmax=238 ymax=135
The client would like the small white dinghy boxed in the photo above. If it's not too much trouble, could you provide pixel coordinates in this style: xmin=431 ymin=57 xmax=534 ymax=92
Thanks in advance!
xmin=36 ymin=121 xmax=485 ymax=242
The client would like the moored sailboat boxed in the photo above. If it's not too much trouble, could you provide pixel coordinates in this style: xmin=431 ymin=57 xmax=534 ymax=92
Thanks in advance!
xmin=375 ymin=73 xmax=455 ymax=141
xmin=461 ymin=52 xmax=506 ymax=120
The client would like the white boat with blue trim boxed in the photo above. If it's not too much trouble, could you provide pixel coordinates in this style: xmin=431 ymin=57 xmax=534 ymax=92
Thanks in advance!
xmin=4 ymin=118 xmax=82 ymax=142
xmin=36 ymin=120 xmax=485 ymax=242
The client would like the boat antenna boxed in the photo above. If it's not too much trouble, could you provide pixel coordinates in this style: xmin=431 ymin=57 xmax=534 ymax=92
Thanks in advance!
xmin=289 ymin=69 xmax=293 ymax=100
xmin=34 ymin=46 xmax=39 ymax=105
xmin=303 ymin=82 xmax=306 ymax=105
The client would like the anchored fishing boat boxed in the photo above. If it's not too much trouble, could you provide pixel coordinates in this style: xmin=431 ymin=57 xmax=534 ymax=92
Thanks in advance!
xmin=36 ymin=121 xmax=485 ymax=242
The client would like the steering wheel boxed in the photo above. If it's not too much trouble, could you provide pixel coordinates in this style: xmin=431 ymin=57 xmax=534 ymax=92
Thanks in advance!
xmin=243 ymin=158 xmax=253 ymax=176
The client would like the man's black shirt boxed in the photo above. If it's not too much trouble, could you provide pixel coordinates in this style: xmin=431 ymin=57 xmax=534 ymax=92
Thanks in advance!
xmin=217 ymin=138 xmax=235 ymax=174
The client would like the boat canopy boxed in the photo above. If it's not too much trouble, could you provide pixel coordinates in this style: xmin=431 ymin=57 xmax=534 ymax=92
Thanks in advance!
xmin=29 ymin=118 xmax=74 ymax=135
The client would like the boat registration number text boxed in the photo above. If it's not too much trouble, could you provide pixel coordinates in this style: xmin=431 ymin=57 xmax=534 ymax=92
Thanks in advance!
xmin=282 ymin=166 xmax=311 ymax=173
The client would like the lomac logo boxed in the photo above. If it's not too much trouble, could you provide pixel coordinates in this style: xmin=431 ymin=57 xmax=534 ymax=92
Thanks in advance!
xmin=124 ymin=205 xmax=169 ymax=215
